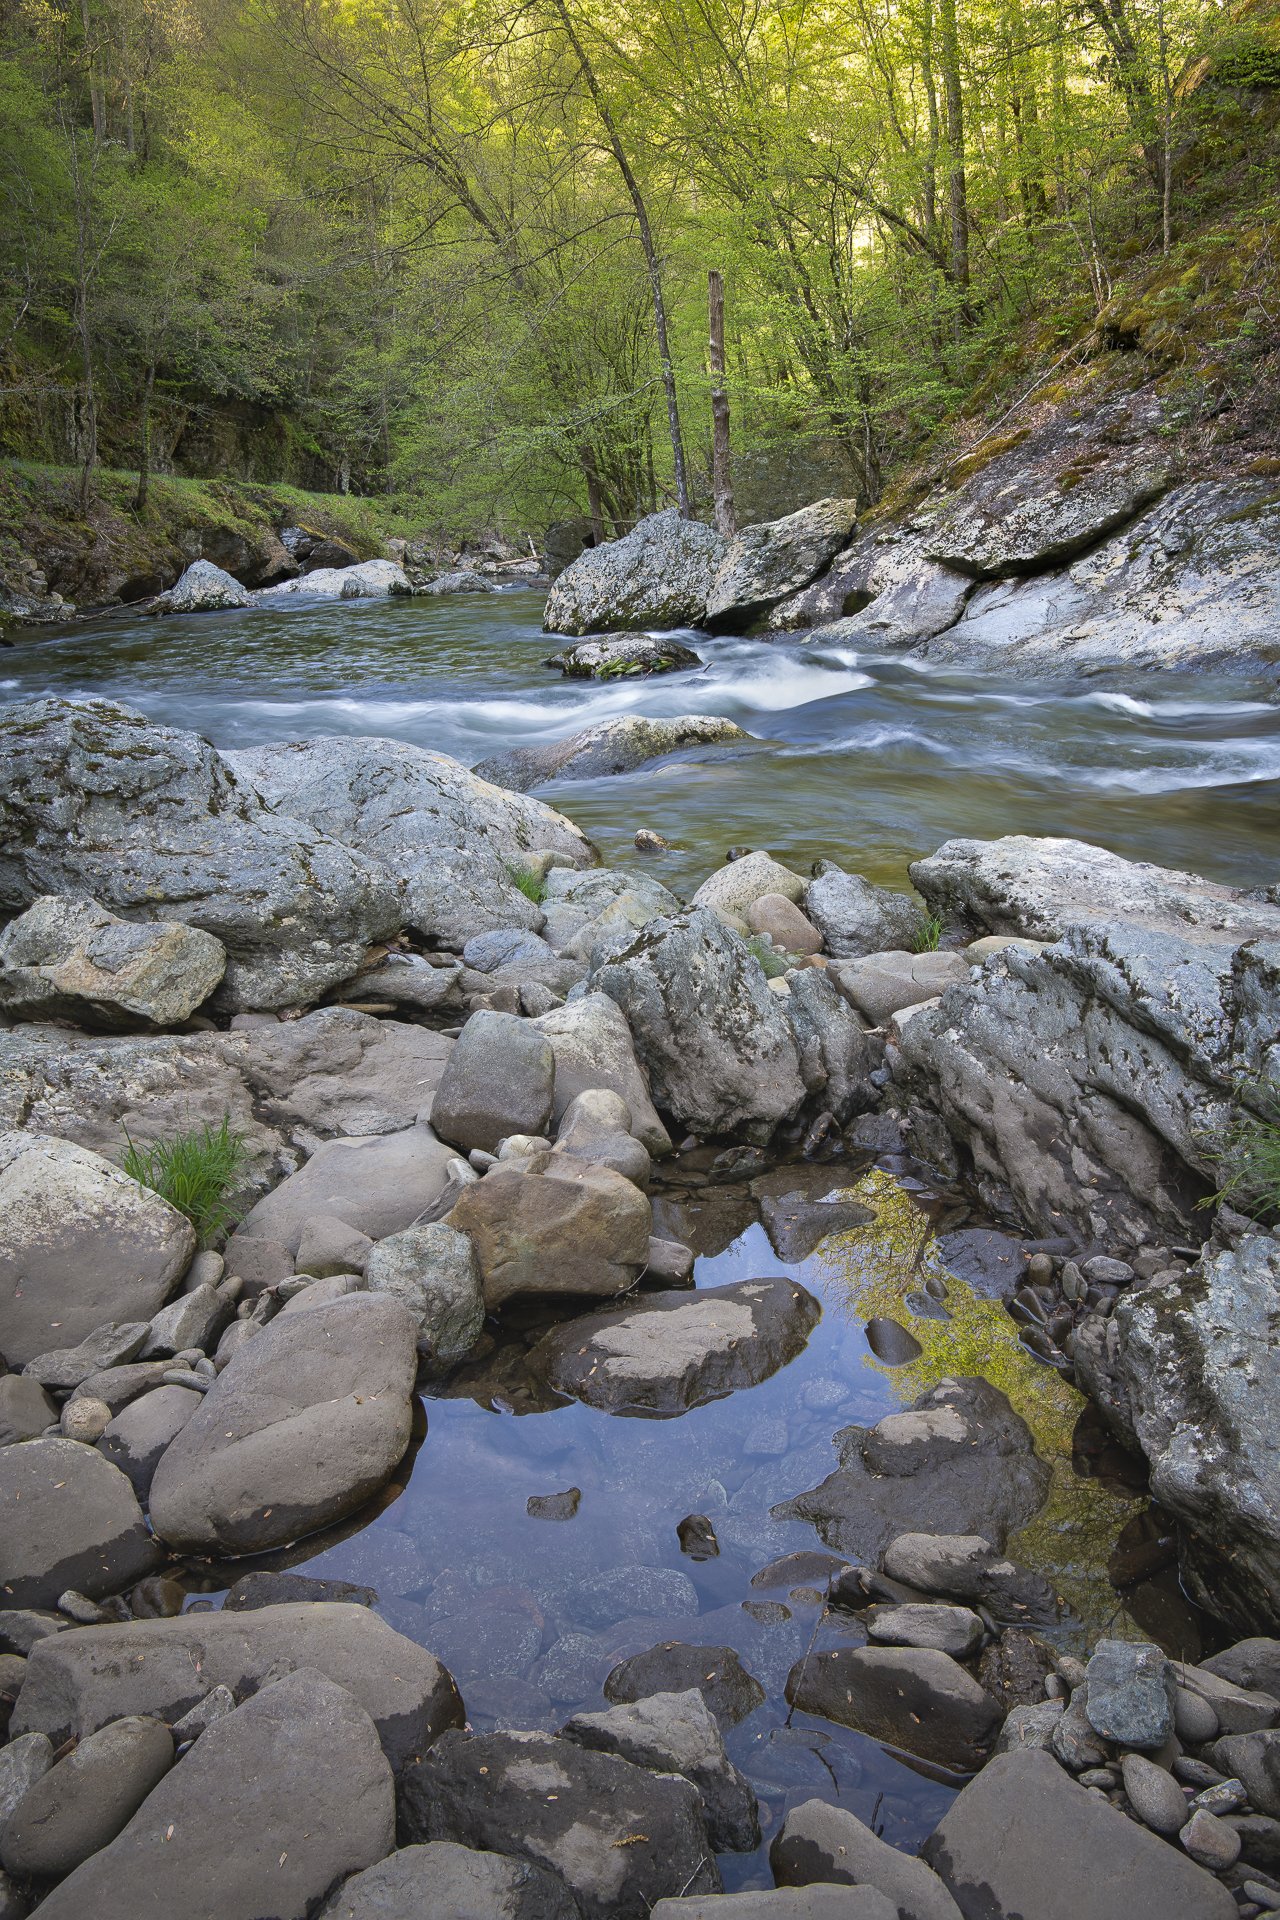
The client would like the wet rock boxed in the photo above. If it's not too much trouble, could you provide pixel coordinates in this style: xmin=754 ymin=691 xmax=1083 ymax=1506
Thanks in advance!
xmin=0 ymin=1437 xmax=158 ymax=1607
xmin=365 ymin=1222 xmax=483 ymax=1364
xmin=148 ymin=1294 xmax=418 ymax=1555
xmin=678 ymin=1515 xmax=720 ymax=1559
xmin=1122 ymin=1752 xmax=1190 ymax=1835
xmin=0 ymin=1714 xmax=173 ymax=1878
xmin=561 ymin=1688 xmax=759 ymax=1852
xmin=865 ymin=1602 xmax=983 ymax=1659
xmin=0 ymin=1132 xmax=194 ymax=1366
xmin=32 ymin=1668 xmax=395 ymax=1920
xmin=773 ymin=1380 xmax=1050 ymax=1566
xmin=552 ymin=634 xmax=703 ymax=677
xmin=400 ymin=1728 xmax=721 ymax=1919
xmin=234 ymin=1123 xmax=456 ymax=1255
xmin=977 ymin=1629 xmax=1058 ymax=1711
xmin=770 ymin=1796 xmax=963 ymax=1920
xmin=533 ymin=1276 xmax=820 ymax=1414
xmin=475 ymin=716 xmax=750 ymax=792
xmin=644 ymin=1238 xmax=696 ymax=1286
xmin=543 ymin=509 xmax=729 ymax=635
xmin=864 ymin=1316 xmax=924 ymax=1365
xmin=786 ymin=1644 xmax=1000 ymax=1770
xmin=532 ymin=993 xmax=672 ymax=1157
xmin=224 ymin=733 xmax=592 ymax=951
xmin=0 ymin=698 xmax=400 ymax=1010
xmin=804 ymin=864 xmax=926 ymax=958
xmin=13 ymin=1602 xmax=462 ymax=1772
xmin=705 ymin=499 xmax=859 ymax=625
xmin=0 ymin=895 xmax=226 ymax=1029
xmin=1084 ymin=1640 xmax=1176 ymax=1749
xmin=528 ymin=1488 xmax=581 ymax=1522
xmin=319 ymin=1842 xmax=579 ymax=1920
xmin=880 ymin=1534 xmax=1066 ymax=1627
xmin=449 ymin=1157 xmax=650 ymax=1308
xmin=96 ymin=1384 xmax=202 ymax=1500
xmin=223 ymin=1572 xmax=377 ymax=1610
xmin=0 ymin=1374 xmax=57 ymax=1446
xmin=604 ymin=1643 xmax=765 ymax=1727
xmin=147 ymin=557 xmax=253 ymax=613
xmin=922 ymin=1748 xmax=1236 ymax=1920
xmin=426 ymin=1011 xmax=557 ymax=1157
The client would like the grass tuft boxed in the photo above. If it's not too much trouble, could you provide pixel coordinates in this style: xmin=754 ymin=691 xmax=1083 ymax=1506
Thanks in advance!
xmin=122 ymin=1115 xmax=249 ymax=1246
xmin=746 ymin=933 xmax=790 ymax=979
xmin=1201 ymin=1101 xmax=1280 ymax=1221
xmin=505 ymin=862 xmax=546 ymax=905
xmin=912 ymin=913 xmax=945 ymax=953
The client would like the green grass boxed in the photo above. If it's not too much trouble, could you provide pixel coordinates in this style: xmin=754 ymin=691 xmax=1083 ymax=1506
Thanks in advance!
xmin=505 ymin=863 xmax=546 ymax=905
xmin=746 ymin=933 xmax=791 ymax=979
xmin=122 ymin=1116 xmax=249 ymax=1246
xmin=1202 ymin=1105 xmax=1280 ymax=1221
xmin=912 ymin=913 xmax=945 ymax=953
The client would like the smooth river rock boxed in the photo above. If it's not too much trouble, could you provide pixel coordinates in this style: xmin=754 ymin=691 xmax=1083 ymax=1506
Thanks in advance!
xmin=0 ymin=1437 xmax=158 ymax=1607
xmin=233 ymin=1121 xmax=456 ymax=1255
xmin=0 ymin=1714 xmax=174 ymax=1878
xmin=531 ymin=993 xmax=672 ymax=1156
xmin=770 ymin=1797 xmax=963 ymax=1920
xmin=430 ymin=1009 xmax=556 ymax=1154
xmin=786 ymin=1644 xmax=1001 ymax=1771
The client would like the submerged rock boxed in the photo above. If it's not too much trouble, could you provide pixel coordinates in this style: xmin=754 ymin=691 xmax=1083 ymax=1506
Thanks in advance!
xmin=549 ymin=634 xmax=703 ymax=677
xmin=0 ymin=895 xmax=226 ymax=1028
xmin=543 ymin=510 xmax=729 ymax=635
xmin=474 ymin=715 xmax=751 ymax=791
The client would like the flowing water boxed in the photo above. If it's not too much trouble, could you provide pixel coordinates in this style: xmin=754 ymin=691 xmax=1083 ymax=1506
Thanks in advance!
xmin=4 ymin=586 xmax=1275 ymax=1887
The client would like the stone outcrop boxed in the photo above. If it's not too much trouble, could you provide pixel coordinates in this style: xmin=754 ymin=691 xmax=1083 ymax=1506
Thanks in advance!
xmin=543 ymin=511 xmax=728 ymax=635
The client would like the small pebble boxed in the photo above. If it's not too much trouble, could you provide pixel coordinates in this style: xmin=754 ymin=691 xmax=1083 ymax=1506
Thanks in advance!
xmin=1057 ymin=1656 xmax=1088 ymax=1690
xmin=1045 ymin=1674 xmax=1068 ymax=1700
xmin=60 ymin=1396 xmax=112 ymax=1443
xmin=1026 ymin=1251 xmax=1055 ymax=1284
xmin=161 ymin=1369 xmax=211 ymax=1392
xmin=1244 ymin=1883 xmax=1280 ymax=1912
xmin=1181 ymin=1806 xmax=1242 ymax=1870
xmin=57 ymin=1591 xmax=107 ymax=1625
xmin=1080 ymin=1768 xmax=1119 ymax=1789
xmin=1061 ymin=1261 xmax=1085 ymax=1303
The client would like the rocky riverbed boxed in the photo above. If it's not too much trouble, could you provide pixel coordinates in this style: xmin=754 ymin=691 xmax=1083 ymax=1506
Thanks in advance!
xmin=0 ymin=522 xmax=1279 ymax=1920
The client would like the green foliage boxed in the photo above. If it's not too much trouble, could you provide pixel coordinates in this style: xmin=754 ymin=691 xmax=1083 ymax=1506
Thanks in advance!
xmin=505 ymin=864 xmax=546 ymax=905
xmin=746 ymin=934 xmax=790 ymax=979
xmin=122 ymin=1116 xmax=248 ymax=1246
xmin=1202 ymin=1101 xmax=1280 ymax=1221
xmin=912 ymin=914 xmax=945 ymax=954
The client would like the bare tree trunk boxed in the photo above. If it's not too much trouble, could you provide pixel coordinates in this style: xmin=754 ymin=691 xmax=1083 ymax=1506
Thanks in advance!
xmin=938 ymin=0 xmax=969 ymax=295
xmin=79 ymin=0 xmax=106 ymax=144
xmin=133 ymin=361 xmax=155 ymax=512
xmin=67 ymin=130 xmax=98 ymax=511
xmin=580 ymin=445 xmax=605 ymax=543
xmin=1155 ymin=0 xmax=1174 ymax=254
xmin=707 ymin=269 xmax=735 ymax=538
xmin=550 ymin=0 xmax=692 ymax=519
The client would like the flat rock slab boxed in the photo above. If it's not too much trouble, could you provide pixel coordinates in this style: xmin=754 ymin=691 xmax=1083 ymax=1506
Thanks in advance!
xmin=922 ymin=1747 xmax=1237 ymax=1920
xmin=402 ymin=1728 xmax=719 ymax=1919
xmin=320 ymin=1841 xmax=579 ymax=1919
xmin=12 ymin=1601 xmax=463 ymax=1773
xmin=786 ymin=1645 xmax=1001 ymax=1771
xmin=32 ymin=1668 xmax=395 ymax=1920
xmin=234 ymin=1122 xmax=456 ymax=1255
xmin=532 ymin=1277 xmax=821 ymax=1414
xmin=0 ymin=1130 xmax=194 ymax=1365
xmin=148 ymin=1292 xmax=418 ymax=1555
xmin=0 ymin=1436 xmax=158 ymax=1607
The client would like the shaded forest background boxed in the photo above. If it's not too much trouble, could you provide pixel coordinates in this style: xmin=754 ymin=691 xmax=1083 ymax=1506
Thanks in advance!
xmin=1 ymin=0 xmax=1277 ymax=537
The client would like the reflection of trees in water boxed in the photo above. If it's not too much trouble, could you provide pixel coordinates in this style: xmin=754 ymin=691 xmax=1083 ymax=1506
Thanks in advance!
xmin=804 ymin=1169 xmax=1146 ymax=1644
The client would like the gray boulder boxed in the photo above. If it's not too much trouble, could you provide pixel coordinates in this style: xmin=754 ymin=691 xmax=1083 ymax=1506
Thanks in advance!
xmin=21 ymin=1322 xmax=149 ymax=1392
xmin=256 ymin=556 xmax=409 ymax=599
xmin=0 ymin=895 xmax=226 ymax=1028
xmin=532 ymin=994 xmax=672 ymax=1152
xmin=533 ymin=1277 xmax=821 ymax=1414
xmin=0 ymin=1131 xmax=194 ymax=1365
xmin=705 ymin=498 xmax=858 ymax=625
xmin=13 ymin=1602 xmax=462 ymax=1771
xmin=474 ymin=716 xmax=751 ymax=792
xmin=772 ymin=524 xmax=970 ymax=644
xmin=0 ymin=1373 xmax=57 ymax=1445
xmin=31 ymin=1669 xmax=395 ymax=1920
xmin=773 ymin=1378 xmax=1050 ymax=1565
xmin=543 ymin=510 xmax=729 ymax=635
xmin=693 ymin=849 xmax=806 ymax=918
xmin=880 ymin=1534 xmax=1065 ymax=1627
xmin=448 ymin=1159 xmax=651 ymax=1308
xmin=924 ymin=440 xmax=1170 ymax=578
xmin=400 ymin=1728 xmax=720 ymax=1919
xmin=0 ymin=1714 xmax=173 ymax=1878
xmin=97 ymin=1384 xmax=203 ymax=1499
xmin=233 ymin=1121 xmax=456 ymax=1254
xmin=865 ymin=1602 xmax=984 ymax=1659
xmin=418 ymin=568 xmax=494 ymax=594
xmin=805 ymin=863 xmax=927 ymax=958
xmin=0 ymin=1436 xmax=158 ymax=1607
xmin=365 ymin=1222 xmax=484 ymax=1364
xmin=431 ymin=1010 xmax=556 ymax=1154
xmin=140 ymin=1283 xmax=234 ymax=1358
xmin=0 ymin=698 xmax=401 ymax=1010
xmin=561 ymin=1689 xmax=759 ymax=1852
xmin=0 ymin=1731 xmax=54 ymax=1827
xmin=148 ymin=1294 xmax=418 ymax=1555
xmin=786 ymin=1644 xmax=1001 ymax=1770
xmin=223 ymin=734 xmax=593 ymax=950
xmin=336 ymin=953 xmax=464 ymax=1016
xmin=552 ymin=1087 xmax=651 ymax=1187
xmin=1083 ymin=1640 xmax=1176 ymax=1749
xmin=146 ymin=558 xmax=253 ymax=614
xmin=770 ymin=1797 xmax=963 ymax=1920
xmin=320 ymin=1842 xmax=578 ymax=1919
xmin=921 ymin=1748 xmax=1236 ymax=1920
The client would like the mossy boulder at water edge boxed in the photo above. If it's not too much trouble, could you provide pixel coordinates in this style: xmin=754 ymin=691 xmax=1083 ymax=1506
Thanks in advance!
xmin=543 ymin=510 xmax=728 ymax=635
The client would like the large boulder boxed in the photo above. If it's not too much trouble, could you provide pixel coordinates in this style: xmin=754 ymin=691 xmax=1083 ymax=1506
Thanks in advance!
xmin=0 ymin=1713 xmax=175 ymax=1880
xmin=31 ymin=1669 xmax=396 ymax=1920
xmin=256 ymin=557 xmax=409 ymax=599
xmin=772 ymin=1378 xmax=1050 ymax=1563
xmin=531 ymin=1277 xmax=821 ymax=1414
xmin=13 ymin=1602 xmax=462 ymax=1771
xmin=0 ymin=1436 xmax=158 ymax=1606
xmin=921 ymin=1748 xmax=1236 ymax=1920
xmin=223 ymin=735 xmax=593 ymax=949
xmin=531 ymin=994 xmax=671 ymax=1157
xmin=560 ymin=1689 xmax=759 ymax=1853
xmin=148 ymin=1294 xmax=418 ymax=1554
xmin=0 ymin=699 xmax=400 ymax=1010
xmin=0 ymin=895 xmax=226 ymax=1028
xmin=447 ymin=1159 xmax=651 ymax=1308
xmin=430 ymin=1010 xmax=555 ymax=1154
xmin=146 ymin=558 xmax=253 ymax=614
xmin=473 ymin=716 xmax=751 ymax=793
xmin=319 ymin=1843 xmax=578 ymax=1920
xmin=233 ymin=1121 xmax=456 ymax=1253
xmin=705 ymin=499 xmax=858 ymax=626
xmin=548 ymin=635 xmax=703 ymax=678
xmin=400 ymin=1728 xmax=721 ymax=1919
xmin=770 ymin=524 xmax=971 ymax=643
xmin=692 ymin=850 xmax=806 ymax=918
xmin=0 ymin=1132 xmax=194 ymax=1365
xmin=542 ymin=510 xmax=729 ymax=635
xmin=786 ymin=1644 xmax=1001 ymax=1770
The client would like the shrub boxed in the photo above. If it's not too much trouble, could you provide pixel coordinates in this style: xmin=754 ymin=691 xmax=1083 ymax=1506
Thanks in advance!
xmin=122 ymin=1115 xmax=248 ymax=1245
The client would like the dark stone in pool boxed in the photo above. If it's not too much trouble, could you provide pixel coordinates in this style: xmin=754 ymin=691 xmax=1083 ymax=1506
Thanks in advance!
xmin=864 ymin=1316 xmax=923 ymax=1365
xmin=934 ymin=1226 xmax=1030 ymax=1298
xmin=751 ymin=1551 xmax=850 ymax=1591
xmin=224 ymin=1571 xmax=378 ymax=1610
xmin=977 ymin=1628 xmax=1059 ymax=1710
xmin=528 ymin=1488 xmax=581 ymax=1522
xmin=786 ymin=1644 xmax=1001 ymax=1770
xmin=604 ymin=1642 xmax=765 ymax=1727
xmin=756 ymin=1188 xmax=875 ymax=1261
xmin=677 ymin=1515 xmax=720 ymax=1560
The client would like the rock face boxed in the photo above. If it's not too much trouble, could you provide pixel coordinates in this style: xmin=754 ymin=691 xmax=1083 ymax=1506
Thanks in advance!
xmin=400 ymin=1728 xmax=720 ymax=1919
xmin=473 ymin=716 xmax=751 ymax=792
xmin=786 ymin=1644 xmax=1001 ymax=1770
xmin=773 ymin=1378 xmax=1050 ymax=1563
xmin=771 ymin=1798 xmax=963 ymax=1920
xmin=0 ymin=1132 xmax=194 ymax=1365
xmin=910 ymin=835 xmax=1280 ymax=944
xmin=922 ymin=1748 xmax=1237 ymax=1920
xmin=148 ymin=1293 xmax=418 ymax=1554
xmin=543 ymin=510 xmax=729 ymax=635
xmin=223 ymin=734 xmax=593 ymax=950
xmin=32 ymin=1669 xmax=396 ymax=1920
xmin=0 ymin=1436 xmax=158 ymax=1606
xmin=705 ymin=499 xmax=858 ymax=625
xmin=924 ymin=440 xmax=1170 ymax=578
xmin=146 ymin=558 xmax=253 ymax=614
xmin=319 ymin=1843 xmax=579 ymax=1920
xmin=447 ymin=1159 xmax=651 ymax=1308
xmin=13 ymin=1602 xmax=462 ymax=1771
xmin=0 ymin=699 xmax=400 ymax=1010
xmin=533 ymin=1277 xmax=822 ymax=1414
xmin=431 ymin=1010 xmax=555 ymax=1154
xmin=805 ymin=863 xmax=926 ymax=958
xmin=531 ymin=994 xmax=671 ymax=1157
xmin=0 ymin=895 xmax=226 ymax=1028
xmin=771 ymin=524 xmax=971 ymax=641
xmin=1112 ymin=1233 xmax=1280 ymax=1633
xmin=560 ymin=1690 xmax=759 ymax=1853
